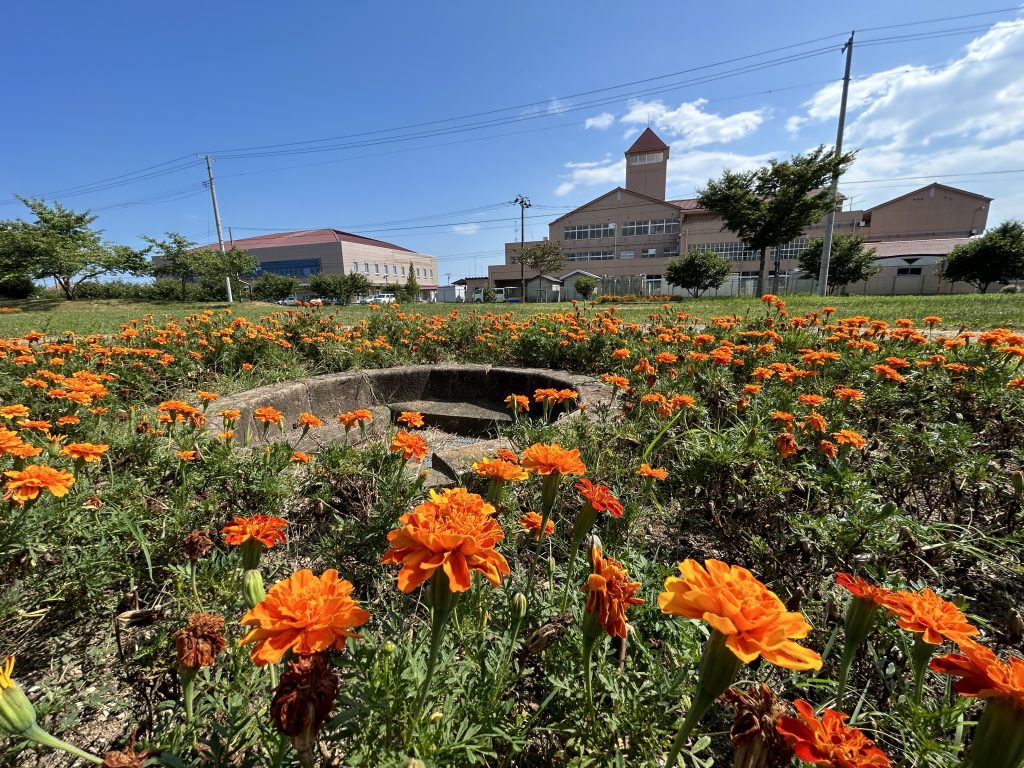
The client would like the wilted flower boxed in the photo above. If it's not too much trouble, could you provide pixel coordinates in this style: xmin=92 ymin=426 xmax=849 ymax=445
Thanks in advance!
xmin=175 ymin=612 xmax=227 ymax=670
xmin=270 ymin=652 xmax=339 ymax=766
xmin=723 ymin=684 xmax=794 ymax=768
xmin=183 ymin=529 xmax=213 ymax=560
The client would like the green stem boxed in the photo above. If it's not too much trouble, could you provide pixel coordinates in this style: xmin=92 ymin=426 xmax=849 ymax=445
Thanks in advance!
xmin=526 ymin=474 xmax=560 ymax=597
xmin=190 ymin=561 xmax=205 ymax=613
xmin=416 ymin=570 xmax=457 ymax=717
xmin=583 ymin=634 xmax=597 ymax=717
xmin=910 ymin=634 xmax=935 ymax=706
xmin=24 ymin=724 xmax=103 ymax=765
xmin=180 ymin=667 xmax=197 ymax=722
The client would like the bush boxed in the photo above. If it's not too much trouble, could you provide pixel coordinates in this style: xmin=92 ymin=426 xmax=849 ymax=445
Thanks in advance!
xmin=0 ymin=274 xmax=35 ymax=299
xmin=253 ymin=273 xmax=300 ymax=302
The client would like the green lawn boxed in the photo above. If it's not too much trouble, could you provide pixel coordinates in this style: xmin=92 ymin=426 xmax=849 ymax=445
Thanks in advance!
xmin=0 ymin=292 xmax=1021 ymax=336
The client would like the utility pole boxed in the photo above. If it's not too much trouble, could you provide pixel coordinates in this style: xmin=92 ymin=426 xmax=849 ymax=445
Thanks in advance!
xmin=513 ymin=195 xmax=531 ymax=302
xmin=818 ymin=32 xmax=854 ymax=296
xmin=204 ymin=154 xmax=233 ymax=303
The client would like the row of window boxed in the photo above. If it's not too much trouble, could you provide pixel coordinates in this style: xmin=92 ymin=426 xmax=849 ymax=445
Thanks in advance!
xmin=260 ymin=258 xmax=322 ymax=278
xmin=564 ymin=224 xmax=615 ymax=240
xmin=629 ymin=151 xmax=664 ymax=165
xmin=565 ymin=251 xmax=614 ymax=262
xmin=690 ymin=238 xmax=810 ymax=262
xmin=565 ymin=246 xmax=680 ymax=262
xmin=621 ymin=218 xmax=680 ymax=236
xmin=349 ymin=262 xmax=434 ymax=280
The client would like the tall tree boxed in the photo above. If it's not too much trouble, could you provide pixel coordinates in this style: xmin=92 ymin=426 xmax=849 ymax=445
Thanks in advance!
xmin=798 ymin=234 xmax=879 ymax=294
xmin=513 ymin=240 xmax=563 ymax=302
xmin=252 ymin=273 xmax=299 ymax=302
xmin=402 ymin=262 xmax=420 ymax=302
xmin=942 ymin=221 xmax=1024 ymax=293
xmin=665 ymin=249 xmax=732 ymax=298
xmin=144 ymin=232 xmax=203 ymax=300
xmin=696 ymin=146 xmax=856 ymax=296
xmin=1 ymin=197 xmax=148 ymax=300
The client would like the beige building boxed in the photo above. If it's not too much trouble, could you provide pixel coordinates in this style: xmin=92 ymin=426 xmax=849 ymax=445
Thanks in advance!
xmin=489 ymin=128 xmax=993 ymax=297
xmin=205 ymin=228 xmax=439 ymax=300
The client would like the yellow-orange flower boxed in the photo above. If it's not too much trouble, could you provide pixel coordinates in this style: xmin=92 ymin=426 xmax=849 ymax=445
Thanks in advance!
xmin=882 ymin=588 xmax=979 ymax=646
xmin=390 ymin=430 xmax=428 ymax=461
xmin=290 ymin=451 xmax=311 ymax=464
xmin=60 ymin=442 xmax=109 ymax=463
xmin=637 ymin=463 xmax=668 ymax=480
xmin=3 ymin=465 xmax=75 ymax=506
xmin=397 ymin=411 xmax=424 ymax=428
xmin=659 ymin=559 xmax=821 ymax=670
xmin=835 ymin=573 xmax=896 ymax=606
xmin=833 ymin=430 xmax=866 ymax=450
xmin=0 ymin=427 xmax=27 ymax=457
xmin=472 ymin=457 xmax=528 ymax=482
xmin=776 ymin=432 xmax=799 ymax=459
xmin=519 ymin=511 xmax=555 ymax=540
xmin=0 ymin=404 xmax=30 ymax=419
xmin=218 ymin=408 xmax=242 ymax=421
xmin=931 ymin=638 xmax=1024 ymax=709
xmin=574 ymin=479 xmax=623 ymax=518
xmin=776 ymin=699 xmax=891 ymax=767
xmin=297 ymin=412 xmax=322 ymax=429
xmin=254 ymin=406 xmax=284 ymax=426
xmin=584 ymin=540 xmax=644 ymax=639
xmin=239 ymin=568 xmax=370 ymax=666
xmin=504 ymin=394 xmax=530 ymax=412
xmin=520 ymin=443 xmax=586 ymax=477
xmin=381 ymin=487 xmax=510 ymax=593
xmin=222 ymin=514 xmax=288 ymax=548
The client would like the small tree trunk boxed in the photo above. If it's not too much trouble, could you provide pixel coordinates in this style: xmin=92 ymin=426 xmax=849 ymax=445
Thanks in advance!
xmin=756 ymin=246 xmax=769 ymax=297
xmin=181 ymin=277 xmax=188 ymax=301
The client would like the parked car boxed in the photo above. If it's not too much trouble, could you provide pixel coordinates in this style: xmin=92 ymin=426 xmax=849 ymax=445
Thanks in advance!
xmin=366 ymin=293 xmax=396 ymax=304
xmin=277 ymin=295 xmax=299 ymax=306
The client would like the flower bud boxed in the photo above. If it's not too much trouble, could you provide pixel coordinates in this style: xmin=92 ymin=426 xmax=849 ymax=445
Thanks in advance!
xmin=511 ymin=593 xmax=528 ymax=623
xmin=381 ymin=641 xmax=397 ymax=655
xmin=0 ymin=659 xmax=36 ymax=736
xmin=243 ymin=569 xmax=265 ymax=610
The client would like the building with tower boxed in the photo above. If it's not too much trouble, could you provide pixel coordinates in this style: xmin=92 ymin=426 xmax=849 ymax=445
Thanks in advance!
xmin=487 ymin=128 xmax=994 ymax=297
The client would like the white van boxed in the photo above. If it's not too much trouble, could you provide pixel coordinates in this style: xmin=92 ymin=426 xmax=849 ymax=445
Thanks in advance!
xmin=472 ymin=287 xmax=505 ymax=303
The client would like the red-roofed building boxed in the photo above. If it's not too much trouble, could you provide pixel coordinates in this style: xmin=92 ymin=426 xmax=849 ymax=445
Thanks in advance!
xmin=199 ymin=228 xmax=438 ymax=300
xmin=489 ymin=129 xmax=994 ymax=298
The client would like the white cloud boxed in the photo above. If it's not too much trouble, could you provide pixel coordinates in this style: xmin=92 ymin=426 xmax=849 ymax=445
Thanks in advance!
xmin=785 ymin=115 xmax=806 ymax=134
xmin=622 ymin=127 xmax=640 ymax=141
xmin=547 ymin=98 xmax=570 ymax=115
xmin=451 ymin=223 xmax=480 ymax=236
xmin=584 ymin=112 xmax=614 ymax=130
xmin=621 ymin=98 xmax=766 ymax=149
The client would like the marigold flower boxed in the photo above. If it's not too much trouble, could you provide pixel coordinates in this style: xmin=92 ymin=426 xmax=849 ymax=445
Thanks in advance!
xmin=3 ymin=465 xmax=75 ymax=506
xmin=584 ymin=540 xmax=644 ymax=639
xmin=290 ymin=451 xmax=312 ymax=464
xmin=222 ymin=514 xmax=288 ymax=548
xmin=931 ymin=638 xmax=1024 ymax=708
xmin=574 ymin=478 xmax=623 ymax=518
xmin=882 ymin=588 xmax=979 ymax=646
xmin=797 ymin=394 xmax=825 ymax=408
xmin=637 ymin=463 xmax=668 ymax=480
xmin=398 ymin=411 xmax=425 ymax=428
xmin=17 ymin=420 xmax=51 ymax=431
xmin=183 ymin=529 xmax=213 ymax=560
xmin=742 ymin=384 xmax=762 ymax=395
xmin=217 ymin=408 xmax=242 ymax=421
xmin=270 ymin=652 xmax=338 ymax=746
xmin=175 ymin=612 xmax=227 ymax=670
xmin=832 ymin=387 xmax=864 ymax=402
xmin=472 ymin=457 xmax=528 ymax=482
xmin=654 ymin=352 xmax=678 ymax=365
xmin=196 ymin=391 xmax=219 ymax=402
xmin=833 ymin=429 xmax=866 ymax=450
xmin=659 ymin=559 xmax=821 ymax=670
xmin=58 ymin=442 xmax=109 ymax=463
xmin=818 ymin=440 xmax=838 ymax=460
xmin=922 ymin=316 xmax=942 ymax=325
xmin=0 ymin=404 xmax=30 ymax=419
xmin=611 ymin=348 xmax=631 ymax=359
xmin=494 ymin=448 xmax=520 ymax=464
xmin=776 ymin=432 xmax=799 ymax=459
xmin=297 ymin=412 xmax=322 ymax=429
xmin=770 ymin=411 xmax=795 ymax=424
xmin=254 ymin=406 xmax=284 ymax=426
xmin=801 ymin=412 xmax=828 ymax=433
xmin=0 ymin=428 xmax=26 ymax=457
xmin=520 ymin=443 xmax=586 ymax=477
xmin=776 ymin=699 xmax=891 ymax=767
xmin=836 ymin=573 xmax=894 ymax=606
xmin=381 ymin=487 xmax=510 ymax=593
xmin=870 ymin=364 xmax=906 ymax=383
xmin=239 ymin=568 xmax=370 ymax=666
xmin=519 ymin=511 xmax=555 ymax=540
xmin=390 ymin=430 xmax=428 ymax=461
xmin=1009 ymin=377 xmax=1024 ymax=390
xmin=176 ymin=450 xmax=199 ymax=462
xmin=600 ymin=373 xmax=630 ymax=389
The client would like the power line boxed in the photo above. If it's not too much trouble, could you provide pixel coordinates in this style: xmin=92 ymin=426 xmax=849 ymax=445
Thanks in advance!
xmin=857 ymin=6 xmax=1022 ymax=32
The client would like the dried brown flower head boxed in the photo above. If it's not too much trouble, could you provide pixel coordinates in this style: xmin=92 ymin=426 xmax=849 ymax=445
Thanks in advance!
xmin=101 ymin=732 xmax=159 ymax=767
xmin=270 ymin=652 xmax=339 ymax=761
xmin=182 ymin=529 xmax=213 ymax=560
xmin=723 ymin=683 xmax=794 ymax=768
xmin=174 ymin=612 xmax=227 ymax=670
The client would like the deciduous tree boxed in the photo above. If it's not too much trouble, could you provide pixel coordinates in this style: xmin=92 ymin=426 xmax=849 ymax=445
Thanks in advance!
xmin=665 ymin=249 xmax=732 ymax=298
xmin=943 ymin=221 xmax=1024 ymax=293
xmin=697 ymin=146 xmax=855 ymax=295
xmin=513 ymin=241 xmax=563 ymax=302
xmin=798 ymin=234 xmax=879 ymax=294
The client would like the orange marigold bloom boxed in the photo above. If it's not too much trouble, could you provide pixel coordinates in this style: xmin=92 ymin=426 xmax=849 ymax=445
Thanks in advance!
xmin=574 ymin=478 xmax=623 ymax=519
xmin=297 ymin=412 xmax=323 ymax=428
xmin=390 ymin=430 xmax=428 ymax=461
xmin=472 ymin=457 xmax=528 ymax=482
xmin=882 ymin=588 xmax=979 ymax=646
xmin=17 ymin=419 xmax=51 ymax=431
xmin=776 ymin=699 xmax=891 ymax=767
xmin=922 ymin=316 xmax=942 ymax=325
xmin=218 ymin=408 xmax=242 ymax=421
xmin=0 ymin=427 xmax=26 ymax=456
xmin=1009 ymin=377 xmax=1024 ymax=390
xmin=797 ymin=394 xmax=825 ymax=408
xmin=632 ymin=357 xmax=656 ymax=375
xmin=520 ymin=442 xmax=587 ymax=477
xmin=637 ymin=463 xmax=668 ymax=480
xmin=196 ymin=391 xmax=220 ymax=402
xmin=3 ymin=464 xmax=75 ymax=506
xmin=177 ymin=450 xmax=199 ymax=462
xmin=931 ymin=638 xmax=1024 ymax=709
xmin=770 ymin=410 xmax=795 ymax=424
xmin=290 ymin=451 xmax=312 ymax=464
xmin=239 ymin=568 xmax=370 ymax=666
xmin=832 ymin=387 xmax=864 ymax=402
xmin=381 ymin=487 xmax=510 ymax=593
xmin=659 ymin=559 xmax=821 ymax=670
xmin=801 ymin=412 xmax=828 ymax=433
xmin=835 ymin=573 xmax=895 ymax=606
xmin=833 ymin=430 xmax=866 ymax=450
xmin=611 ymin=348 xmax=631 ymax=360
xmin=870 ymin=364 xmax=906 ymax=383
xmin=585 ymin=540 xmax=644 ymax=639
xmin=494 ymin=448 xmax=520 ymax=464
xmin=818 ymin=440 xmax=838 ymax=460
xmin=519 ymin=511 xmax=555 ymax=540
xmin=0 ymin=404 xmax=31 ymax=419
xmin=776 ymin=432 xmax=799 ymax=459
xmin=654 ymin=352 xmax=678 ymax=365
xmin=742 ymin=384 xmax=762 ymax=395
xmin=222 ymin=514 xmax=288 ymax=548
xmin=504 ymin=394 xmax=530 ymax=412
xmin=397 ymin=411 xmax=425 ymax=428
xmin=254 ymin=406 xmax=284 ymax=426
xmin=61 ymin=442 xmax=110 ymax=463
xmin=56 ymin=415 xmax=80 ymax=426
xmin=600 ymin=373 xmax=630 ymax=389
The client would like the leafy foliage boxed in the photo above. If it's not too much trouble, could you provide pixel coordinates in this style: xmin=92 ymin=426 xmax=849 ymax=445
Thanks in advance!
xmin=798 ymin=234 xmax=880 ymax=293
xmin=574 ymin=275 xmax=598 ymax=301
xmin=252 ymin=272 xmax=299 ymax=302
xmin=513 ymin=241 xmax=564 ymax=301
xmin=665 ymin=249 xmax=732 ymax=297
xmin=943 ymin=220 xmax=1024 ymax=292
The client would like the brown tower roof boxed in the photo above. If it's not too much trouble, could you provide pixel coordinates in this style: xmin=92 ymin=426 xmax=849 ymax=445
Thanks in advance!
xmin=625 ymin=127 xmax=669 ymax=154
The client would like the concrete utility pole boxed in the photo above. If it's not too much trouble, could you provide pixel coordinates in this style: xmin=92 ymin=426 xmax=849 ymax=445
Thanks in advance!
xmin=513 ymin=194 xmax=531 ymax=302
xmin=204 ymin=154 xmax=233 ymax=303
xmin=818 ymin=32 xmax=854 ymax=296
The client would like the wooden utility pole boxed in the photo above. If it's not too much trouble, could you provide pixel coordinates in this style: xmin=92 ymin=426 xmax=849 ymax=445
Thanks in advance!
xmin=204 ymin=154 xmax=233 ymax=303
xmin=513 ymin=195 xmax=531 ymax=302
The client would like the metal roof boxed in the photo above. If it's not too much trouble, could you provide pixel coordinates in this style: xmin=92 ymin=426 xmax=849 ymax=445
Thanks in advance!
xmin=202 ymin=228 xmax=417 ymax=253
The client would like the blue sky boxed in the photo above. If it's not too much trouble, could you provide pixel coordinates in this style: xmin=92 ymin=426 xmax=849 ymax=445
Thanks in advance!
xmin=2 ymin=1 xmax=1023 ymax=281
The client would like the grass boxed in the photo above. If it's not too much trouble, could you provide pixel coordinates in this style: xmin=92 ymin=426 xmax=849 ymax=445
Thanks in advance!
xmin=0 ymin=292 xmax=1020 ymax=337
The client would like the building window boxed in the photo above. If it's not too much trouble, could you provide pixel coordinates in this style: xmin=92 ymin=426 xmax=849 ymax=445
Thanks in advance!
xmin=564 ymin=223 xmax=615 ymax=240
xmin=664 ymin=247 xmax=679 ymax=258
xmin=565 ymin=251 xmax=614 ymax=262
xmin=258 ymin=258 xmax=322 ymax=277
xmin=621 ymin=218 xmax=679 ymax=236
xmin=351 ymin=262 xmax=359 ymax=273
xmin=896 ymin=267 xmax=923 ymax=276
xmin=692 ymin=242 xmax=759 ymax=262
xmin=401 ymin=266 xmax=405 ymax=277
xmin=383 ymin=265 xmax=389 ymax=277
xmin=629 ymin=152 xmax=664 ymax=165
xmin=429 ymin=269 xmax=433 ymax=277
xmin=363 ymin=263 xmax=369 ymax=273
xmin=374 ymin=264 xmax=380 ymax=274
xmin=774 ymin=237 xmax=809 ymax=260
xmin=619 ymin=250 xmax=635 ymax=260
xmin=641 ymin=248 xmax=657 ymax=258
